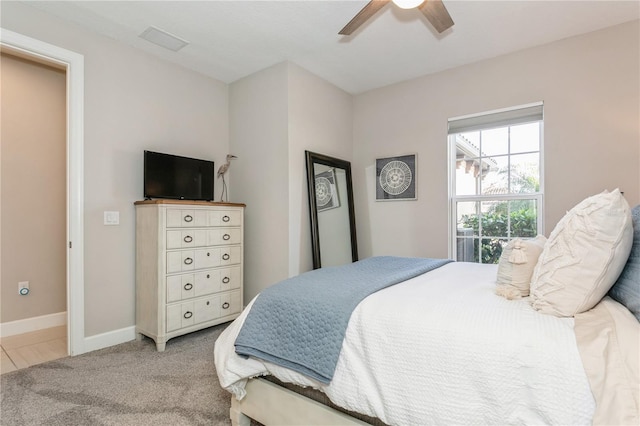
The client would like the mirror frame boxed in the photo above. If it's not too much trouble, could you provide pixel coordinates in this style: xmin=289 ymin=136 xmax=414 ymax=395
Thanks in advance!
xmin=305 ymin=150 xmax=358 ymax=269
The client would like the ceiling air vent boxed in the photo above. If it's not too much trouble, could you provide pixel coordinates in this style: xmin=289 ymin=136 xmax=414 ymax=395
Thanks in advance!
xmin=139 ymin=26 xmax=189 ymax=52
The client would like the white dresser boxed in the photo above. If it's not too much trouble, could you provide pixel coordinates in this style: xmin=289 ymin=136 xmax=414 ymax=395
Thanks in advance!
xmin=135 ymin=200 xmax=245 ymax=351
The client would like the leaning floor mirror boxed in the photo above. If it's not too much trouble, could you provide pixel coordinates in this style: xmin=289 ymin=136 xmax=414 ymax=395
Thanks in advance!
xmin=305 ymin=151 xmax=358 ymax=269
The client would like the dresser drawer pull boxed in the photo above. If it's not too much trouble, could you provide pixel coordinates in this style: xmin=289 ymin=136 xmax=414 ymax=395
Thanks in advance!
xmin=206 ymin=274 xmax=210 ymax=279
xmin=222 ymin=277 xmax=230 ymax=284
xmin=222 ymin=253 xmax=230 ymax=261
xmin=184 ymin=257 xmax=193 ymax=265
xmin=184 ymin=311 xmax=193 ymax=319
xmin=183 ymin=283 xmax=193 ymax=291
xmin=184 ymin=215 xmax=193 ymax=223
xmin=222 ymin=215 xmax=230 ymax=223
xmin=207 ymin=252 xmax=211 ymax=257
xmin=183 ymin=235 xmax=193 ymax=243
xmin=222 ymin=302 xmax=230 ymax=310
xmin=223 ymin=233 xmax=231 ymax=241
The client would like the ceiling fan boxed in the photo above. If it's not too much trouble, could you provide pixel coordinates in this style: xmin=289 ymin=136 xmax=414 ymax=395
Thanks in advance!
xmin=339 ymin=0 xmax=454 ymax=35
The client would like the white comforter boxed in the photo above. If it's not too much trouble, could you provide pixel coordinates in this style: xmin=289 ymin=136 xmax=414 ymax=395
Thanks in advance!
xmin=215 ymin=262 xmax=595 ymax=425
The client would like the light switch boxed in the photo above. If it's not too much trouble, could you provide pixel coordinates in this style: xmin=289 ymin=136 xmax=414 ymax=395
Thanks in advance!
xmin=104 ymin=211 xmax=120 ymax=225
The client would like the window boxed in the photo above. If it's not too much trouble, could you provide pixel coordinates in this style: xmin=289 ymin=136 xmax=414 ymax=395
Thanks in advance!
xmin=448 ymin=103 xmax=543 ymax=263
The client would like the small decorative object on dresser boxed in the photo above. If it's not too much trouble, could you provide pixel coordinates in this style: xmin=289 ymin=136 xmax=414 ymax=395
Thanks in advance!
xmin=134 ymin=199 xmax=245 ymax=351
xmin=217 ymin=154 xmax=237 ymax=202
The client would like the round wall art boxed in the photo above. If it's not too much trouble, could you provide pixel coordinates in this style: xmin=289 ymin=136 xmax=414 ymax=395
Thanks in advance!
xmin=376 ymin=154 xmax=417 ymax=201
xmin=315 ymin=169 xmax=340 ymax=211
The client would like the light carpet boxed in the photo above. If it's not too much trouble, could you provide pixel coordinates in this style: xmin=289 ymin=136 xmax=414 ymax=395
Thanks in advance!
xmin=1 ymin=323 xmax=234 ymax=425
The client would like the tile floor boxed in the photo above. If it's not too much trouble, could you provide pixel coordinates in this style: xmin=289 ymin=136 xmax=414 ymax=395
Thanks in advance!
xmin=0 ymin=326 xmax=67 ymax=374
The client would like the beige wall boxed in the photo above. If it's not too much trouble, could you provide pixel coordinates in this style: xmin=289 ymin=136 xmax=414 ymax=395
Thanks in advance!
xmin=1 ymin=53 xmax=67 ymax=322
xmin=229 ymin=62 xmax=290 ymax=304
xmin=1 ymin=3 xmax=229 ymax=337
xmin=287 ymin=63 xmax=353 ymax=276
xmin=230 ymin=62 xmax=353 ymax=302
xmin=352 ymin=20 xmax=640 ymax=260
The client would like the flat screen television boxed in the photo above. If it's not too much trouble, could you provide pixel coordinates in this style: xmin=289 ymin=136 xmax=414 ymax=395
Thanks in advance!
xmin=144 ymin=150 xmax=214 ymax=201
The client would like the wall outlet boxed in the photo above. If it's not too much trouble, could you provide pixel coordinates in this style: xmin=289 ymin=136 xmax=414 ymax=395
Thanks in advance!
xmin=18 ymin=281 xmax=29 ymax=296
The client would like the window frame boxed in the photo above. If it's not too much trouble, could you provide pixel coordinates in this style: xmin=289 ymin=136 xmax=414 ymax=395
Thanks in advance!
xmin=447 ymin=103 xmax=545 ymax=262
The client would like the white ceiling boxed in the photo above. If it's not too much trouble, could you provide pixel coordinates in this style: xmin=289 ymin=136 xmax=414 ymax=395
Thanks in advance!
xmin=25 ymin=1 xmax=640 ymax=94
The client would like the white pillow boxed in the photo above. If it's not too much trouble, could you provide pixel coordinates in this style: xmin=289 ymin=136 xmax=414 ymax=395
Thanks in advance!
xmin=530 ymin=189 xmax=633 ymax=317
xmin=496 ymin=235 xmax=547 ymax=299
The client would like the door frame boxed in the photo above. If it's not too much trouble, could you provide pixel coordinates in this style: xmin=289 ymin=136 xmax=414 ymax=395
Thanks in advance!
xmin=1 ymin=28 xmax=85 ymax=355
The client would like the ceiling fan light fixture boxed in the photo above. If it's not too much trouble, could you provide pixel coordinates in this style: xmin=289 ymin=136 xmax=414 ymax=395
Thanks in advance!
xmin=391 ymin=0 xmax=425 ymax=9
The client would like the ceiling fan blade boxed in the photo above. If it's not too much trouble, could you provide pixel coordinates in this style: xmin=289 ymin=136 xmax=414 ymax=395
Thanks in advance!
xmin=418 ymin=0 xmax=454 ymax=33
xmin=339 ymin=0 xmax=390 ymax=35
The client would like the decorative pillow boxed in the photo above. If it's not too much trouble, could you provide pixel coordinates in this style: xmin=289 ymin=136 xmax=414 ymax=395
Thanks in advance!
xmin=608 ymin=204 xmax=640 ymax=322
xmin=495 ymin=235 xmax=547 ymax=299
xmin=530 ymin=189 xmax=633 ymax=317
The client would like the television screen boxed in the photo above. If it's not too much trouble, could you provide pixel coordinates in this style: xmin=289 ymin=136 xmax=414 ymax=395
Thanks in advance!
xmin=144 ymin=150 xmax=214 ymax=201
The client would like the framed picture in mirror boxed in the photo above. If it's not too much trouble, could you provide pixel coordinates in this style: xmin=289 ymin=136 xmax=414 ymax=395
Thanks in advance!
xmin=315 ymin=169 xmax=340 ymax=212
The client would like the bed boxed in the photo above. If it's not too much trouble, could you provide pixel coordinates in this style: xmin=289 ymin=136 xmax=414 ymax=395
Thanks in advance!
xmin=215 ymin=193 xmax=639 ymax=426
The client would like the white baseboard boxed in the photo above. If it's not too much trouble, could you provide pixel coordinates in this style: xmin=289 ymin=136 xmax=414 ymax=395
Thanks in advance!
xmin=0 ymin=312 xmax=67 ymax=338
xmin=82 ymin=326 xmax=136 ymax=353
xmin=0 ymin=314 xmax=135 ymax=354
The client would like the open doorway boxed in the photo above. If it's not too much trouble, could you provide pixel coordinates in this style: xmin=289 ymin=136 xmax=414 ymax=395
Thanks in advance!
xmin=0 ymin=51 xmax=67 ymax=372
xmin=0 ymin=29 xmax=85 ymax=356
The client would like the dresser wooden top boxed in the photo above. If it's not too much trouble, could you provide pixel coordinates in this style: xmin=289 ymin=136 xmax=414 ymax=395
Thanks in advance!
xmin=135 ymin=199 xmax=246 ymax=207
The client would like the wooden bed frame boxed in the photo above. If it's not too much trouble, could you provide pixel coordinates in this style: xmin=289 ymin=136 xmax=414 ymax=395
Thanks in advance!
xmin=230 ymin=377 xmax=369 ymax=426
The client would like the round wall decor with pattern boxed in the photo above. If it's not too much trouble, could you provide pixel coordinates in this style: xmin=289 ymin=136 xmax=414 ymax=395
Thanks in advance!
xmin=314 ymin=169 xmax=340 ymax=211
xmin=375 ymin=154 xmax=417 ymax=201
xmin=315 ymin=176 xmax=333 ymax=207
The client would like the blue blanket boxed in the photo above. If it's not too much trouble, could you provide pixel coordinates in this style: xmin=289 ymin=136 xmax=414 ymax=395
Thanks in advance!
xmin=234 ymin=256 xmax=452 ymax=384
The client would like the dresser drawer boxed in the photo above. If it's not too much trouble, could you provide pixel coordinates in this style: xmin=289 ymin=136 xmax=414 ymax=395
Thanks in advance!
xmin=166 ymin=295 xmax=224 ymax=332
xmin=166 ymin=246 xmax=241 ymax=273
xmin=166 ymin=208 xmax=242 ymax=228
xmin=166 ymin=266 xmax=241 ymax=302
xmin=166 ymin=228 xmax=241 ymax=249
